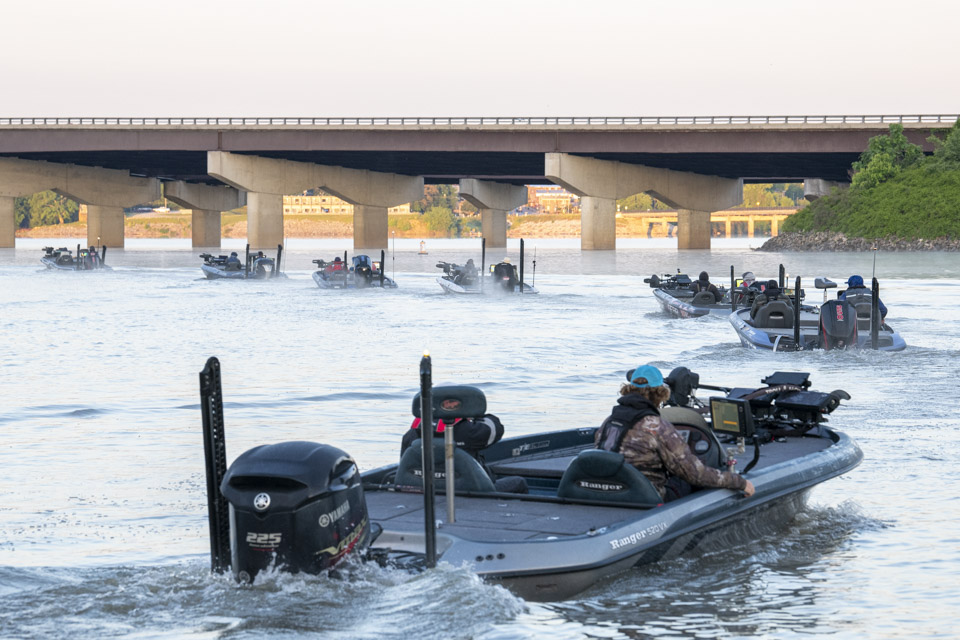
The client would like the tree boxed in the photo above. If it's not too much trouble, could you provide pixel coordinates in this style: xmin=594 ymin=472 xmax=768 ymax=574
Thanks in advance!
xmin=784 ymin=184 xmax=805 ymax=205
xmin=929 ymin=119 xmax=960 ymax=166
xmin=423 ymin=206 xmax=459 ymax=236
xmin=412 ymin=185 xmax=461 ymax=213
xmin=14 ymin=191 xmax=80 ymax=228
xmin=851 ymin=124 xmax=923 ymax=190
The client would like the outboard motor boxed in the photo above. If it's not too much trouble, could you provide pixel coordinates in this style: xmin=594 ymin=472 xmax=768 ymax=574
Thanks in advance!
xmin=219 ymin=441 xmax=371 ymax=583
xmin=819 ymin=300 xmax=858 ymax=350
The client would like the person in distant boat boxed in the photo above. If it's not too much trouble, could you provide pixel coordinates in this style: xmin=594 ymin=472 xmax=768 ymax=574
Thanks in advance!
xmin=595 ymin=364 xmax=754 ymax=502
xmin=741 ymin=271 xmax=762 ymax=291
xmin=400 ymin=412 xmax=527 ymax=493
xmin=460 ymin=258 xmax=478 ymax=285
xmin=690 ymin=271 xmax=721 ymax=302
xmin=493 ymin=257 xmax=519 ymax=290
xmin=839 ymin=275 xmax=887 ymax=320
xmin=326 ymin=256 xmax=345 ymax=272
xmin=224 ymin=252 xmax=242 ymax=270
xmin=749 ymin=279 xmax=792 ymax=320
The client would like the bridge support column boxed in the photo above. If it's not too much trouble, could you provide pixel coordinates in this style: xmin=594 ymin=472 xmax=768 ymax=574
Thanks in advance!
xmin=87 ymin=205 xmax=125 ymax=248
xmin=0 ymin=196 xmax=14 ymax=248
xmin=804 ymin=179 xmax=844 ymax=201
xmin=772 ymin=217 xmax=780 ymax=236
xmin=459 ymin=179 xmax=526 ymax=249
xmin=677 ymin=210 xmax=711 ymax=250
xmin=354 ymin=205 xmax=388 ymax=250
xmin=581 ymin=196 xmax=616 ymax=250
xmin=207 ymin=152 xmax=422 ymax=254
xmin=247 ymin=193 xmax=284 ymax=249
xmin=748 ymin=217 xmax=755 ymax=238
xmin=724 ymin=219 xmax=732 ymax=238
xmin=545 ymin=153 xmax=741 ymax=251
xmin=191 ymin=210 xmax=221 ymax=248
xmin=480 ymin=210 xmax=507 ymax=247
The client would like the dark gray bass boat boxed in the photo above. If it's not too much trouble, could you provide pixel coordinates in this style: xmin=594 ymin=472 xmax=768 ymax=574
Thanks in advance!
xmin=200 ymin=244 xmax=285 ymax=280
xmin=199 ymin=356 xmax=861 ymax=601
xmin=41 ymin=245 xmax=110 ymax=271
xmin=312 ymin=250 xmax=397 ymax=289
xmin=437 ymin=238 xmax=538 ymax=295
xmin=730 ymin=276 xmax=905 ymax=352
xmin=646 ymin=265 xmax=800 ymax=319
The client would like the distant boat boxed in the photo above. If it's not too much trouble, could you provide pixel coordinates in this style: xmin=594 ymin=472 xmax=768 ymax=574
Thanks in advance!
xmin=418 ymin=240 xmax=428 ymax=255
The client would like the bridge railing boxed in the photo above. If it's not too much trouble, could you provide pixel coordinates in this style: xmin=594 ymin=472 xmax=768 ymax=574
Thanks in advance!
xmin=0 ymin=115 xmax=957 ymax=127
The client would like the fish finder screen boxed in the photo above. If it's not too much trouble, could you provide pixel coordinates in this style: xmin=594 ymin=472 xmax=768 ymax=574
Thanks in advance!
xmin=710 ymin=397 xmax=752 ymax=436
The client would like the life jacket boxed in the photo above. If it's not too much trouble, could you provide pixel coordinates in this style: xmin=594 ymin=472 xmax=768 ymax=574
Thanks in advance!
xmin=596 ymin=395 xmax=660 ymax=452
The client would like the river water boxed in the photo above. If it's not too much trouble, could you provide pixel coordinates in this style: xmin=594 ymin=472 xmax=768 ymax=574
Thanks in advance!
xmin=2 ymin=237 xmax=958 ymax=639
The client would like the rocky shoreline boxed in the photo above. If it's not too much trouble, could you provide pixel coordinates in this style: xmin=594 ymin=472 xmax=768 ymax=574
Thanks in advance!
xmin=758 ymin=232 xmax=960 ymax=252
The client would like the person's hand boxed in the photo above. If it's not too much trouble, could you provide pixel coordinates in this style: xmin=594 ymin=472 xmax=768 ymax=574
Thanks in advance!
xmin=741 ymin=480 xmax=755 ymax=498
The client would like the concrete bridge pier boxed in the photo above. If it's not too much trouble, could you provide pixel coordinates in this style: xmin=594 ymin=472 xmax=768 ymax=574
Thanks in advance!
xmin=545 ymin=153 xmax=742 ymax=251
xmin=207 ymin=151 xmax=423 ymax=252
xmin=246 ymin=193 xmax=284 ymax=249
xmin=0 ymin=196 xmax=14 ymax=248
xmin=804 ymin=179 xmax=845 ymax=201
xmin=190 ymin=210 xmax=221 ymax=247
xmin=581 ymin=196 xmax=616 ymax=250
xmin=458 ymin=179 xmax=527 ymax=248
xmin=354 ymin=205 xmax=389 ymax=250
xmin=163 ymin=181 xmax=245 ymax=248
xmin=677 ymin=210 xmax=712 ymax=249
xmin=86 ymin=205 xmax=125 ymax=247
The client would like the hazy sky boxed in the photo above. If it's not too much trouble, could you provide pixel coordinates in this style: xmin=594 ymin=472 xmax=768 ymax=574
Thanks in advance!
xmin=2 ymin=0 xmax=957 ymax=118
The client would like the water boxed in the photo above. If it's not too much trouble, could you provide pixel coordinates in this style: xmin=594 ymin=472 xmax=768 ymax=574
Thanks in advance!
xmin=2 ymin=238 xmax=959 ymax=639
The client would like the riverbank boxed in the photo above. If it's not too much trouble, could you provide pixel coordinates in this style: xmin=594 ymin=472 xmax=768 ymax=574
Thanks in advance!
xmin=758 ymin=231 xmax=960 ymax=252
xmin=14 ymin=212 xmax=675 ymax=240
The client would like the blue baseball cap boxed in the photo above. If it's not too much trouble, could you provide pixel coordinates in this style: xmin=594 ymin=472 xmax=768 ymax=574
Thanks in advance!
xmin=847 ymin=275 xmax=864 ymax=287
xmin=625 ymin=364 xmax=664 ymax=388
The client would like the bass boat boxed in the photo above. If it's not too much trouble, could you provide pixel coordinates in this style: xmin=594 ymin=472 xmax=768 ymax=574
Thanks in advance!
xmin=312 ymin=250 xmax=397 ymax=289
xmin=730 ymin=276 xmax=905 ymax=351
xmin=199 ymin=355 xmax=861 ymax=601
xmin=41 ymin=245 xmax=111 ymax=271
xmin=437 ymin=238 xmax=538 ymax=295
xmin=646 ymin=265 xmax=800 ymax=318
xmin=200 ymin=244 xmax=285 ymax=280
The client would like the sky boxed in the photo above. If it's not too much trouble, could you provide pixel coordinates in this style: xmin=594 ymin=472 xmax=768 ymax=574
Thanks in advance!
xmin=1 ymin=0 xmax=958 ymax=118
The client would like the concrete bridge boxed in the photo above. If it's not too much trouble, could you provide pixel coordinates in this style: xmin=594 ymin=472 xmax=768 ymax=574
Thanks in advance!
xmin=1 ymin=114 xmax=955 ymax=250
xmin=627 ymin=207 xmax=796 ymax=238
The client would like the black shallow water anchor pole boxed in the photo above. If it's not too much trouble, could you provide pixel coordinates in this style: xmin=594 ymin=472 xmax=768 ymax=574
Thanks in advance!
xmin=419 ymin=352 xmax=437 ymax=569
xmin=244 ymin=244 xmax=250 ymax=278
xmin=275 ymin=244 xmax=283 ymax=277
xmin=872 ymin=277 xmax=880 ymax=349
xmin=730 ymin=265 xmax=736 ymax=311
xmin=200 ymin=357 xmax=231 ymax=574
xmin=794 ymin=276 xmax=802 ymax=350
xmin=480 ymin=237 xmax=486 ymax=293
xmin=779 ymin=264 xmax=785 ymax=290
xmin=101 ymin=245 xmax=107 ymax=265
xmin=519 ymin=238 xmax=525 ymax=294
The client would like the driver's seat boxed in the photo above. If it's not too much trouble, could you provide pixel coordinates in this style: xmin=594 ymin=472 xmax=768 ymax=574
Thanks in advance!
xmin=691 ymin=291 xmax=717 ymax=305
xmin=754 ymin=300 xmax=794 ymax=328
xmin=557 ymin=450 xmax=662 ymax=506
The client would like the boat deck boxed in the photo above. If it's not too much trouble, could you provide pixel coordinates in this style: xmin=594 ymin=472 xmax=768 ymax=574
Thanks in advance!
xmin=366 ymin=434 xmax=834 ymax=543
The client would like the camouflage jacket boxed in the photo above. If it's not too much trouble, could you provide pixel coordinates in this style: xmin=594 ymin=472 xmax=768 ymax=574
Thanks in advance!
xmin=595 ymin=398 xmax=746 ymax=498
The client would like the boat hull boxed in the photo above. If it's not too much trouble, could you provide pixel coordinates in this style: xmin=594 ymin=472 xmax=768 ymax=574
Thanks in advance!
xmin=314 ymin=271 xmax=398 ymax=289
xmin=653 ymin=289 xmax=733 ymax=318
xmin=437 ymin=276 xmax=537 ymax=295
xmin=730 ymin=308 xmax=907 ymax=351
xmin=363 ymin=426 xmax=861 ymax=601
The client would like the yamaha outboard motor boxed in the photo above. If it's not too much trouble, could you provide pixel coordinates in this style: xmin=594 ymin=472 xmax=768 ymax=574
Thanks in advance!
xmin=819 ymin=300 xmax=858 ymax=350
xmin=219 ymin=441 xmax=371 ymax=583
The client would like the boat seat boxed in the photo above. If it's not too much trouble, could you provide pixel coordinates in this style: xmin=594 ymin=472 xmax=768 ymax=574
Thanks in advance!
xmin=691 ymin=291 xmax=717 ymax=305
xmin=754 ymin=300 xmax=794 ymax=328
xmin=660 ymin=406 xmax=725 ymax=469
xmin=556 ymin=450 xmax=662 ymax=506
xmin=844 ymin=292 xmax=876 ymax=330
xmin=395 ymin=438 xmax=496 ymax=493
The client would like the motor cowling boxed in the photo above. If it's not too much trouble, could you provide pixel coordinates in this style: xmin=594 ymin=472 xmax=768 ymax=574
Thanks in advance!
xmin=819 ymin=300 xmax=858 ymax=350
xmin=220 ymin=441 xmax=370 ymax=583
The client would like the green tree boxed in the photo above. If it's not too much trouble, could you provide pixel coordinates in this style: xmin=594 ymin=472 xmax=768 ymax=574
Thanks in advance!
xmin=851 ymin=124 xmax=924 ymax=190
xmin=929 ymin=119 xmax=960 ymax=166
xmin=412 ymin=185 xmax=461 ymax=213
xmin=15 ymin=191 xmax=80 ymax=228
xmin=784 ymin=184 xmax=805 ymax=205
xmin=423 ymin=206 xmax=459 ymax=236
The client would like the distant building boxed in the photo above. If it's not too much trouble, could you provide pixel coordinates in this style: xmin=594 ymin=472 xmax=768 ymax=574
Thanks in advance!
xmin=526 ymin=185 xmax=579 ymax=213
xmin=283 ymin=191 xmax=410 ymax=216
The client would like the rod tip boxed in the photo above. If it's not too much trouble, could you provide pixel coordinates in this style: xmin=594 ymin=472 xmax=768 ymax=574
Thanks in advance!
xmin=423 ymin=349 xmax=430 ymax=357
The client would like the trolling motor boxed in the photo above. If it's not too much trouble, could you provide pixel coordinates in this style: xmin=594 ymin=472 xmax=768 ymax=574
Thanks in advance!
xmin=200 ymin=357 xmax=372 ymax=582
